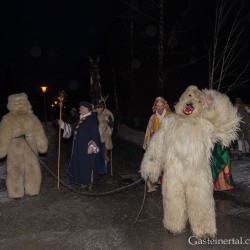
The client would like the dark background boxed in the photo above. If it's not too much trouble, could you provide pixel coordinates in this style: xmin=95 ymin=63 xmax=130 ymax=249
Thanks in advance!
xmin=0 ymin=0 xmax=249 ymax=121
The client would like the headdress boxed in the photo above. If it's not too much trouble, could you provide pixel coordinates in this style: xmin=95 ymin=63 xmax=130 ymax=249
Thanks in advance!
xmin=152 ymin=96 xmax=168 ymax=113
xmin=95 ymin=101 xmax=104 ymax=109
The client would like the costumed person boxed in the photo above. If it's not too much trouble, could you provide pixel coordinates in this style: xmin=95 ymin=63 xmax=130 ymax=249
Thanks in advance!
xmin=58 ymin=101 xmax=102 ymax=191
xmin=245 ymin=105 xmax=250 ymax=152
xmin=143 ymin=96 xmax=172 ymax=192
xmin=140 ymin=85 xmax=240 ymax=238
xmin=234 ymin=97 xmax=250 ymax=159
xmin=95 ymin=100 xmax=114 ymax=173
xmin=0 ymin=93 xmax=48 ymax=199
xmin=211 ymin=143 xmax=234 ymax=191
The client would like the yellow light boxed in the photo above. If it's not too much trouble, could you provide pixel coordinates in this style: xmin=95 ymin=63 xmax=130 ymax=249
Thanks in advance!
xmin=41 ymin=86 xmax=47 ymax=93
xmin=54 ymin=101 xmax=58 ymax=105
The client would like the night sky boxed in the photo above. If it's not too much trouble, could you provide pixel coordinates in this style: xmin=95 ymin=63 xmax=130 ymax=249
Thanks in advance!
xmin=0 ymin=0 xmax=250 ymax=119
xmin=0 ymin=1 xmax=110 ymax=104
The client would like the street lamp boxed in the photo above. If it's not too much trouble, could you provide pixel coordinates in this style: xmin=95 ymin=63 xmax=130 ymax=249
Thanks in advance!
xmin=41 ymin=86 xmax=47 ymax=126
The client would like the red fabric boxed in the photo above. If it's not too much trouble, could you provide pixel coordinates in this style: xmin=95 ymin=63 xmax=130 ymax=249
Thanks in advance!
xmin=159 ymin=175 xmax=163 ymax=184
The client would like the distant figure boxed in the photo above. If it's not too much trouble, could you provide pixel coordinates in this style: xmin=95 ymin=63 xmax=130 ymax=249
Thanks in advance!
xmin=69 ymin=107 xmax=79 ymax=124
xmin=234 ymin=97 xmax=250 ymax=159
xmin=58 ymin=101 xmax=102 ymax=191
xmin=143 ymin=96 xmax=172 ymax=192
xmin=245 ymin=105 xmax=250 ymax=152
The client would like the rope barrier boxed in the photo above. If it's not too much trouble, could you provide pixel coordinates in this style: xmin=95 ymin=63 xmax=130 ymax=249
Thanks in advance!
xmin=39 ymin=156 xmax=148 ymax=226
xmin=40 ymin=157 xmax=143 ymax=196
xmin=22 ymin=134 xmax=147 ymax=224
xmin=131 ymin=179 xmax=147 ymax=227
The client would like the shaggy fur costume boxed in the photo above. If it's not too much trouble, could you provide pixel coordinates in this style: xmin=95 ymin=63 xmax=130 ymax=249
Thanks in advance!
xmin=0 ymin=93 xmax=48 ymax=198
xmin=140 ymin=85 xmax=240 ymax=238
xmin=97 ymin=108 xmax=114 ymax=150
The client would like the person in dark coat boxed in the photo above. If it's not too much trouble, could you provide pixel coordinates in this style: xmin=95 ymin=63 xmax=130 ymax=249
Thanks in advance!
xmin=58 ymin=101 xmax=102 ymax=190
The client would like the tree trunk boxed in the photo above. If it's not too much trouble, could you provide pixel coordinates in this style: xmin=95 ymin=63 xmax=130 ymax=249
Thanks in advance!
xmin=158 ymin=0 xmax=165 ymax=93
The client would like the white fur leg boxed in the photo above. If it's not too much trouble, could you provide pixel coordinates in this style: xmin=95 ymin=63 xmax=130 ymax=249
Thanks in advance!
xmin=186 ymin=181 xmax=217 ymax=238
xmin=162 ymin=178 xmax=187 ymax=233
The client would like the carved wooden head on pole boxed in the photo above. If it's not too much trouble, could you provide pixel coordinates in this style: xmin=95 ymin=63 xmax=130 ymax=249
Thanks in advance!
xmin=89 ymin=56 xmax=102 ymax=106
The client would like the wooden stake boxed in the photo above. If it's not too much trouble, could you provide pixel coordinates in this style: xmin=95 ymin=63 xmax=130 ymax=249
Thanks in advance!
xmin=57 ymin=102 xmax=62 ymax=189
xmin=57 ymin=91 xmax=66 ymax=189
xmin=110 ymin=149 xmax=113 ymax=177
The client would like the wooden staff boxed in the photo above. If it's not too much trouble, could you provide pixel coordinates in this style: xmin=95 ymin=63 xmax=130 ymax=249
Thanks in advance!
xmin=110 ymin=149 xmax=113 ymax=177
xmin=57 ymin=91 xmax=65 ymax=189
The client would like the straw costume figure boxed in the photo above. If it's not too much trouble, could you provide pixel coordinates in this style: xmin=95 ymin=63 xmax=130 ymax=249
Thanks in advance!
xmin=0 ymin=93 xmax=48 ymax=199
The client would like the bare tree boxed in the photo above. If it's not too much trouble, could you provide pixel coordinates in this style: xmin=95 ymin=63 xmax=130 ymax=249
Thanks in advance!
xmin=208 ymin=0 xmax=250 ymax=93
xmin=158 ymin=0 xmax=165 ymax=91
xmin=118 ymin=0 xmax=195 ymax=93
xmin=109 ymin=1 xmax=205 ymax=114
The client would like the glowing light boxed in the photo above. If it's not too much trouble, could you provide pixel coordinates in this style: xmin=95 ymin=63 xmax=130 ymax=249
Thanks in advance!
xmin=41 ymin=86 xmax=47 ymax=93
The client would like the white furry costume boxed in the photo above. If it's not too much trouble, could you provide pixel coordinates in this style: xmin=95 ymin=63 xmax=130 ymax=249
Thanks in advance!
xmin=140 ymin=85 xmax=240 ymax=238
xmin=0 ymin=93 xmax=48 ymax=198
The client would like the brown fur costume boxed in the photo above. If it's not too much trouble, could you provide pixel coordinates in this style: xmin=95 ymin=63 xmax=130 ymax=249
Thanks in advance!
xmin=140 ymin=85 xmax=240 ymax=238
xmin=0 ymin=93 xmax=48 ymax=198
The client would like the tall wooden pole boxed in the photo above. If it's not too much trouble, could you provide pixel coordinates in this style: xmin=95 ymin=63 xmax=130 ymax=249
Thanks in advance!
xmin=43 ymin=92 xmax=47 ymax=126
xmin=41 ymin=86 xmax=47 ymax=127
xmin=57 ymin=91 xmax=65 ymax=189
xmin=57 ymin=102 xmax=62 ymax=189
